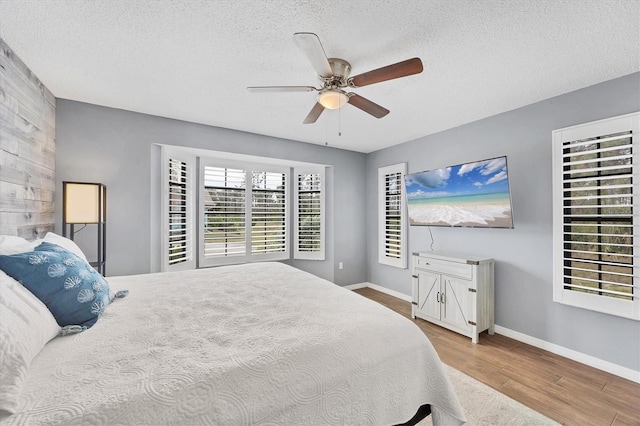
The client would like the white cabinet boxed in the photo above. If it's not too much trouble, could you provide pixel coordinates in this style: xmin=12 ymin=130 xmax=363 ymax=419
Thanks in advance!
xmin=412 ymin=252 xmax=494 ymax=344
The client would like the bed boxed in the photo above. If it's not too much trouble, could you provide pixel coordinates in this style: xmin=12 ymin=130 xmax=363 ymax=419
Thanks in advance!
xmin=0 ymin=235 xmax=465 ymax=425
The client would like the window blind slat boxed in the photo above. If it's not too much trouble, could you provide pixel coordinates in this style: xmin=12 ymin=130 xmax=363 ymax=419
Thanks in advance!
xmin=562 ymin=133 xmax=630 ymax=149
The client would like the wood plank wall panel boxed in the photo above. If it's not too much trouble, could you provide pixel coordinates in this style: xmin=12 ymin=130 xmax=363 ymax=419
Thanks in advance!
xmin=0 ymin=38 xmax=55 ymax=239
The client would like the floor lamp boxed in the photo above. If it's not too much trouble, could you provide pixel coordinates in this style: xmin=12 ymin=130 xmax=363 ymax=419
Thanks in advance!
xmin=62 ymin=181 xmax=107 ymax=276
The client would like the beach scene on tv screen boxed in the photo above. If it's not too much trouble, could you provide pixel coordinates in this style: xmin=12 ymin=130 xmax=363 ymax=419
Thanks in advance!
xmin=405 ymin=157 xmax=513 ymax=228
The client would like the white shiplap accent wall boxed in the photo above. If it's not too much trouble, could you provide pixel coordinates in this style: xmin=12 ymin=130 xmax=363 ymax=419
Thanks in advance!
xmin=0 ymin=38 xmax=55 ymax=238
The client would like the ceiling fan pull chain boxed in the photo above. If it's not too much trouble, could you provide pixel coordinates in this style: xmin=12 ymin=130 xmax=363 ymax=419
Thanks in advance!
xmin=325 ymin=117 xmax=329 ymax=146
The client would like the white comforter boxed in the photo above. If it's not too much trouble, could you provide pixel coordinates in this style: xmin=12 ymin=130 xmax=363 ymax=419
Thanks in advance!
xmin=3 ymin=262 xmax=465 ymax=425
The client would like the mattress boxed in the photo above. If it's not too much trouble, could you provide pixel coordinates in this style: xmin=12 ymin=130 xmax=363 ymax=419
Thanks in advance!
xmin=2 ymin=262 xmax=465 ymax=425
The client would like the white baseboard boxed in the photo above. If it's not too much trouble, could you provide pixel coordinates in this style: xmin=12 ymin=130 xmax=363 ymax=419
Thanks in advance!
xmin=494 ymin=325 xmax=640 ymax=384
xmin=348 ymin=282 xmax=412 ymax=302
xmin=350 ymin=283 xmax=640 ymax=384
xmin=343 ymin=283 xmax=367 ymax=290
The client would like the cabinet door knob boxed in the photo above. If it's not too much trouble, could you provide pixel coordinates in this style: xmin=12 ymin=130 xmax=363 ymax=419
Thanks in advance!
xmin=436 ymin=292 xmax=439 ymax=303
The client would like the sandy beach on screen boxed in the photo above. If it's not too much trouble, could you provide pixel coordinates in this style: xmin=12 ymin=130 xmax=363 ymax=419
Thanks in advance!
xmin=408 ymin=203 xmax=512 ymax=227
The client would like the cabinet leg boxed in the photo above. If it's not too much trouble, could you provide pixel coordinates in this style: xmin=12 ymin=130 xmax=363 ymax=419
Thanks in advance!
xmin=488 ymin=325 xmax=495 ymax=335
xmin=472 ymin=333 xmax=478 ymax=344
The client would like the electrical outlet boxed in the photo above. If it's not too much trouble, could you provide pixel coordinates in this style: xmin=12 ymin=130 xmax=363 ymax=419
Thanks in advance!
xmin=339 ymin=262 xmax=344 ymax=270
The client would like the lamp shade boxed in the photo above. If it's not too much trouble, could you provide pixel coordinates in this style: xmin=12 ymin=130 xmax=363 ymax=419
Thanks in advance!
xmin=63 ymin=182 xmax=106 ymax=224
xmin=318 ymin=90 xmax=348 ymax=110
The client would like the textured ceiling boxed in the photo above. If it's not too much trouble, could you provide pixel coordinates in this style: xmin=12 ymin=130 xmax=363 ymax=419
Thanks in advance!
xmin=0 ymin=0 xmax=638 ymax=153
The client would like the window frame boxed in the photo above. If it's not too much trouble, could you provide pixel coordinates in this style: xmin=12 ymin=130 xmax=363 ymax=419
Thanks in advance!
xmin=552 ymin=112 xmax=639 ymax=320
xmin=378 ymin=163 xmax=408 ymax=269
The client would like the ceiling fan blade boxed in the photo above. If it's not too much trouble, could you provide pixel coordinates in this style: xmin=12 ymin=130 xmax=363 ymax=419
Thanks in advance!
xmin=247 ymin=86 xmax=317 ymax=93
xmin=348 ymin=57 xmax=423 ymax=88
xmin=347 ymin=94 xmax=390 ymax=118
xmin=294 ymin=32 xmax=333 ymax=78
xmin=303 ymin=102 xmax=325 ymax=124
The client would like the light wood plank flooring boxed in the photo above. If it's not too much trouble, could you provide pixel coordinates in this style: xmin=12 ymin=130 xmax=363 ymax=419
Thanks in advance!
xmin=354 ymin=287 xmax=640 ymax=426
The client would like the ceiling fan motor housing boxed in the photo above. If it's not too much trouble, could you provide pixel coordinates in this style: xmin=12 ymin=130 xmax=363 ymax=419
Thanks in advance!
xmin=324 ymin=58 xmax=351 ymax=86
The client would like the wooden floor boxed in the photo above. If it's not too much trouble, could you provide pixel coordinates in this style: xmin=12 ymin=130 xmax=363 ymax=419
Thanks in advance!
xmin=354 ymin=287 xmax=640 ymax=426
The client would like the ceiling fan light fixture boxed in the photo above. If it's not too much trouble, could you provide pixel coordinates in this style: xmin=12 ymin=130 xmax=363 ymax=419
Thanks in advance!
xmin=318 ymin=90 xmax=348 ymax=110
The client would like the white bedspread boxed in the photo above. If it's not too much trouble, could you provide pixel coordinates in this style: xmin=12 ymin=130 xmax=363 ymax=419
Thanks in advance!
xmin=3 ymin=262 xmax=465 ymax=425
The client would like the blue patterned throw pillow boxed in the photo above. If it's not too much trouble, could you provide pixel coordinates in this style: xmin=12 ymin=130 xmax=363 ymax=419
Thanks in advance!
xmin=0 ymin=242 xmax=110 ymax=330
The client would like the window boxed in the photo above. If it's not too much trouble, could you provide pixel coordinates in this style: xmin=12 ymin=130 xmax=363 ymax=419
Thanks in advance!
xmin=552 ymin=112 xmax=639 ymax=320
xmin=294 ymin=168 xmax=325 ymax=260
xmin=378 ymin=163 xmax=407 ymax=268
xmin=163 ymin=150 xmax=196 ymax=271
xmin=199 ymin=160 xmax=289 ymax=267
xmin=161 ymin=147 xmax=326 ymax=270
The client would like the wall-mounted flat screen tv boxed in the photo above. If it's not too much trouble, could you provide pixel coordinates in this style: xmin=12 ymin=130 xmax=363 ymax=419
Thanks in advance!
xmin=404 ymin=156 xmax=514 ymax=228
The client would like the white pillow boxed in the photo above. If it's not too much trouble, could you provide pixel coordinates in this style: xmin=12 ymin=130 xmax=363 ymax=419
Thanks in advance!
xmin=0 ymin=235 xmax=41 ymax=255
xmin=43 ymin=232 xmax=88 ymax=262
xmin=0 ymin=270 xmax=61 ymax=414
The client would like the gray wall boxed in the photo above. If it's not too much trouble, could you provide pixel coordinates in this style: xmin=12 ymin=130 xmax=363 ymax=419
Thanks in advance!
xmin=0 ymin=38 xmax=55 ymax=238
xmin=55 ymin=100 xmax=367 ymax=285
xmin=366 ymin=72 xmax=640 ymax=372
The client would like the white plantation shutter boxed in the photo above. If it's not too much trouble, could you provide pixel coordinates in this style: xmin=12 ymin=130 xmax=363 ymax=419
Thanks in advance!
xmin=199 ymin=160 xmax=289 ymax=266
xmin=384 ymin=173 xmax=403 ymax=258
xmin=163 ymin=150 xmax=195 ymax=271
xmin=161 ymin=148 xmax=322 ymax=269
xmin=378 ymin=163 xmax=407 ymax=268
xmin=294 ymin=168 xmax=325 ymax=260
xmin=168 ymin=159 xmax=189 ymax=264
xmin=251 ymin=171 xmax=287 ymax=255
xmin=200 ymin=165 xmax=247 ymax=266
xmin=553 ymin=112 xmax=639 ymax=320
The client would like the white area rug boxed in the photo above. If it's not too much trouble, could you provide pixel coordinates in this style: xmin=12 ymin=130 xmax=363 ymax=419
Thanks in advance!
xmin=419 ymin=364 xmax=559 ymax=425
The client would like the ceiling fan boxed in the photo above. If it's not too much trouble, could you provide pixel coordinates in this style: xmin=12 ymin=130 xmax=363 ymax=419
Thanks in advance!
xmin=247 ymin=32 xmax=424 ymax=124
